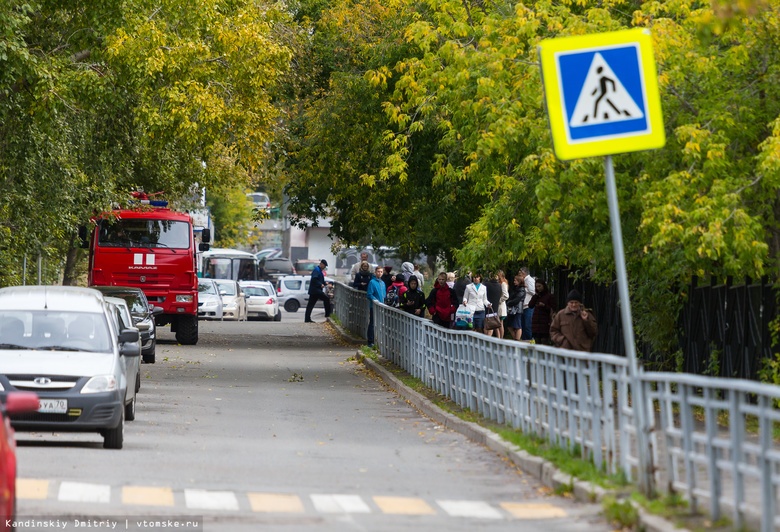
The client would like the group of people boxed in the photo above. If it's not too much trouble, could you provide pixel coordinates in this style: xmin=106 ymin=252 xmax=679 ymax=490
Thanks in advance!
xmin=349 ymin=252 xmax=597 ymax=351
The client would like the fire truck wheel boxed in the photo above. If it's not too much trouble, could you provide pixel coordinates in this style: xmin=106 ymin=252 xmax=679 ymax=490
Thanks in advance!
xmin=176 ymin=315 xmax=199 ymax=345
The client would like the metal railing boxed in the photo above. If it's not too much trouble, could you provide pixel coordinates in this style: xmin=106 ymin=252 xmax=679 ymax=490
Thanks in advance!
xmin=333 ymin=282 xmax=780 ymax=531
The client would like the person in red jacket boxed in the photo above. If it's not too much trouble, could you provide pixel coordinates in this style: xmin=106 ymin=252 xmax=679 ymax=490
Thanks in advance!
xmin=426 ymin=272 xmax=457 ymax=328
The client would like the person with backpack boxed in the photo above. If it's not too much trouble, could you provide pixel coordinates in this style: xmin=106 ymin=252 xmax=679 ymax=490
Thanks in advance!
xmin=400 ymin=276 xmax=426 ymax=317
xmin=384 ymin=272 xmax=407 ymax=308
xmin=426 ymin=272 xmax=458 ymax=328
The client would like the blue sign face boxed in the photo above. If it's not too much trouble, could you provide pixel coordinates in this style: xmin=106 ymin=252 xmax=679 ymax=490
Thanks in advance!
xmin=557 ymin=44 xmax=649 ymax=142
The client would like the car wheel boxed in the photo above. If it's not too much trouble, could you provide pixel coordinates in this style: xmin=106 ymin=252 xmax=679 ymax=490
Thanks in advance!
xmin=274 ymin=310 xmax=282 ymax=322
xmin=175 ymin=315 xmax=198 ymax=345
xmin=142 ymin=342 xmax=156 ymax=364
xmin=103 ymin=411 xmax=124 ymax=449
xmin=284 ymin=299 xmax=300 ymax=312
xmin=125 ymin=395 xmax=136 ymax=421
xmin=135 ymin=370 xmax=141 ymax=393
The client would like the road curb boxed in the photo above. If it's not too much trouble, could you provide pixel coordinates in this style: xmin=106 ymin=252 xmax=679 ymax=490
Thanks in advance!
xmin=354 ymin=351 xmax=686 ymax=532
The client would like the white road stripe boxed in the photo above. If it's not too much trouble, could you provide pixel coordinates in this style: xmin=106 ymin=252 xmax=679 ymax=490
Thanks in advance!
xmin=311 ymin=494 xmax=371 ymax=513
xmin=184 ymin=489 xmax=239 ymax=511
xmin=58 ymin=482 xmax=111 ymax=504
xmin=437 ymin=500 xmax=503 ymax=519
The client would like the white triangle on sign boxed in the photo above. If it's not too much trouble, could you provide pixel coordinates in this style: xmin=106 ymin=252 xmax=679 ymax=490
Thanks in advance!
xmin=569 ymin=52 xmax=644 ymax=127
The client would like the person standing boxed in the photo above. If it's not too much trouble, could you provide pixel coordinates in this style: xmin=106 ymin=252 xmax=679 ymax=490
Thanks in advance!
xmin=550 ymin=290 xmax=598 ymax=351
xmin=497 ymin=270 xmax=510 ymax=339
xmin=426 ymin=272 xmax=458 ymax=328
xmin=505 ymin=275 xmax=525 ymax=340
xmin=352 ymin=261 xmax=372 ymax=291
xmin=304 ymin=259 xmax=332 ymax=323
xmin=463 ymin=273 xmax=490 ymax=334
xmin=350 ymin=251 xmax=376 ymax=282
xmin=485 ymin=272 xmax=503 ymax=338
xmin=518 ymin=267 xmax=536 ymax=340
xmin=366 ymin=266 xmax=385 ymax=347
xmin=413 ymin=264 xmax=425 ymax=289
xmin=400 ymin=277 xmax=426 ymax=317
xmin=528 ymin=278 xmax=555 ymax=345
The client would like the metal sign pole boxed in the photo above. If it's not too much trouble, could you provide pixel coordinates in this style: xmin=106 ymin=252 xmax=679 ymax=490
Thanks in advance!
xmin=604 ymin=155 xmax=653 ymax=494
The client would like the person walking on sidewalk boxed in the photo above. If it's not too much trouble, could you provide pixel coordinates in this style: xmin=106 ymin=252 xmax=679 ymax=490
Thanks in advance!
xmin=366 ymin=266 xmax=385 ymax=347
xmin=304 ymin=259 xmax=332 ymax=323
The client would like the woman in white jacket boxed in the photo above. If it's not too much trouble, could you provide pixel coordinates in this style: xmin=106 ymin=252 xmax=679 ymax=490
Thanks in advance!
xmin=463 ymin=273 xmax=490 ymax=334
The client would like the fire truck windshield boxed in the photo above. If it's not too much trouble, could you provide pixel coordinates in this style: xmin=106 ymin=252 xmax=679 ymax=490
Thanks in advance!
xmin=98 ymin=219 xmax=191 ymax=249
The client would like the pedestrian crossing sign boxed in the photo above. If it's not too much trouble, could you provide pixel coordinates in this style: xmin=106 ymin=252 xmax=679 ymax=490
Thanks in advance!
xmin=538 ymin=29 xmax=665 ymax=161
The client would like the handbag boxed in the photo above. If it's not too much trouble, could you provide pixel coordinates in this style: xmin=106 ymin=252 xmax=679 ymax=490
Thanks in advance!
xmin=484 ymin=306 xmax=501 ymax=330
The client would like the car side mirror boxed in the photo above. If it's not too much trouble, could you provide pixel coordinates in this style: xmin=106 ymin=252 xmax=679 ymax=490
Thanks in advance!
xmin=201 ymin=228 xmax=211 ymax=243
xmin=150 ymin=305 xmax=164 ymax=316
xmin=119 ymin=329 xmax=140 ymax=345
xmin=199 ymin=242 xmax=210 ymax=252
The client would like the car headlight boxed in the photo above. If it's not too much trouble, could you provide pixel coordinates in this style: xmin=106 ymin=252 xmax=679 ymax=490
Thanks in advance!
xmin=82 ymin=375 xmax=118 ymax=394
xmin=176 ymin=295 xmax=194 ymax=303
xmin=202 ymin=300 xmax=216 ymax=309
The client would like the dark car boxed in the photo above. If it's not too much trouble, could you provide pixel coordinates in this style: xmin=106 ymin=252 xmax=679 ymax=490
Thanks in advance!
xmin=258 ymin=257 xmax=296 ymax=283
xmin=92 ymin=286 xmax=163 ymax=364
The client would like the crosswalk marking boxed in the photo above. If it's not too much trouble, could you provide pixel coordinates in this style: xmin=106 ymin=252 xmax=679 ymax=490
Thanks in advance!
xmin=58 ymin=481 xmax=111 ymax=504
xmin=16 ymin=479 xmax=48 ymax=500
xmin=373 ymin=496 xmax=435 ymax=515
xmin=311 ymin=494 xmax=371 ymax=514
xmin=184 ymin=489 xmax=239 ymax=511
xmin=500 ymin=502 xmax=568 ymax=519
xmin=438 ymin=500 xmax=503 ymax=519
xmin=248 ymin=493 xmax=304 ymax=513
xmin=17 ymin=479 xmax=572 ymax=520
xmin=122 ymin=486 xmax=174 ymax=506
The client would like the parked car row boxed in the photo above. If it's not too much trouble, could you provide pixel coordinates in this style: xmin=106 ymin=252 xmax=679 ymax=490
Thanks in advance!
xmin=197 ymin=278 xmax=281 ymax=322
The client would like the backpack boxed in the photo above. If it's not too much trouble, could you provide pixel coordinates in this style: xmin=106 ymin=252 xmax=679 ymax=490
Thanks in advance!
xmin=384 ymin=285 xmax=402 ymax=307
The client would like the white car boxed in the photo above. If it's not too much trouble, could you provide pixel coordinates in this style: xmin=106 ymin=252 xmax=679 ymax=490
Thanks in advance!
xmin=197 ymin=278 xmax=224 ymax=320
xmin=239 ymin=281 xmax=280 ymax=321
xmin=0 ymin=286 xmax=139 ymax=449
xmin=276 ymin=275 xmax=335 ymax=313
xmin=103 ymin=297 xmax=141 ymax=421
xmin=213 ymin=279 xmax=247 ymax=321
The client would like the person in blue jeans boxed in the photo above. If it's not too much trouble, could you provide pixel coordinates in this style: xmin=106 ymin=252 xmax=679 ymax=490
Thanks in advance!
xmin=518 ymin=267 xmax=536 ymax=340
xmin=366 ymin=266 xmax=385 ymax=347
xmin=304 ymin=259 xmax=332 ymax=323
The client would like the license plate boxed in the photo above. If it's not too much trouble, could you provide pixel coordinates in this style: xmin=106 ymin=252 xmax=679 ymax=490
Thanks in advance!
xmin=38 ymin=399 xmax=68 ymax=414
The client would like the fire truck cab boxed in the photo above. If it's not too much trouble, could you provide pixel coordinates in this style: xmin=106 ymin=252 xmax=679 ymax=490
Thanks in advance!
xmin=82 ymin=198 xmax=209 ymax=347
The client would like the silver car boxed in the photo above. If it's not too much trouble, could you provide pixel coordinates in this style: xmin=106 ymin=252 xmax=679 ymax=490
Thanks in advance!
xmin=104 ymin=297 xmax=141 ymax=421
xmin=0 ymin=286 xmax=139 ymax=449
xmin=197 ymin=278 xmax=224 ymax=320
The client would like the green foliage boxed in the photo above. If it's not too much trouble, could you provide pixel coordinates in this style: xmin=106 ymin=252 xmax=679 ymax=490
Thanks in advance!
xmin=602 ymin=496 xmax=639 ymax=529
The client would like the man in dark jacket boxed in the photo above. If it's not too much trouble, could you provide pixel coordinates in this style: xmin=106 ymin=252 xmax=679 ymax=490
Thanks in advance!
xmin=549 ymin=290 xmax=597 ymax=351
xmin=304 ymin=259 xmax=332 ymax=323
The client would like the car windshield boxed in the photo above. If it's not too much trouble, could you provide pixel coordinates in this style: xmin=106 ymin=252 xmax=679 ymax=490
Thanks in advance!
xmin=198 ymin=281 xmax=217 ymax=295
xmin=101 ymin=291 xmax=146 ymax=314
xmin=0 ymin=311 xmax=112 ymax=352
xmin=215 ymin=282 xmax=237 ymax=296
xmin=98 ymin=219 xmax=190 ymax=249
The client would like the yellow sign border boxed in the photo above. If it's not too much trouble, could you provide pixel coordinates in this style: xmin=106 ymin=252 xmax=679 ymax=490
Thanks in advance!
xmin=538 ymin=28 xmax=665 ymax=161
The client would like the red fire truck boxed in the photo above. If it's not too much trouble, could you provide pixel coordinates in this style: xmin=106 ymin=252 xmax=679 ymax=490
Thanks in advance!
xmin=81 ymin=196 xmax=210 ymax=347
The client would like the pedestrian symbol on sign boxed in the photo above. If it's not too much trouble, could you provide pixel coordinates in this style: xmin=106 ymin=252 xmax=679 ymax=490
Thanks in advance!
xmin=570 ymin=53 xmax=644 ymax=127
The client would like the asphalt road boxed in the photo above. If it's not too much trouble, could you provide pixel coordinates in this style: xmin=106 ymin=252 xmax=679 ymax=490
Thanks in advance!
xmin=14 ymin=305 xmax=611 ymax=531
